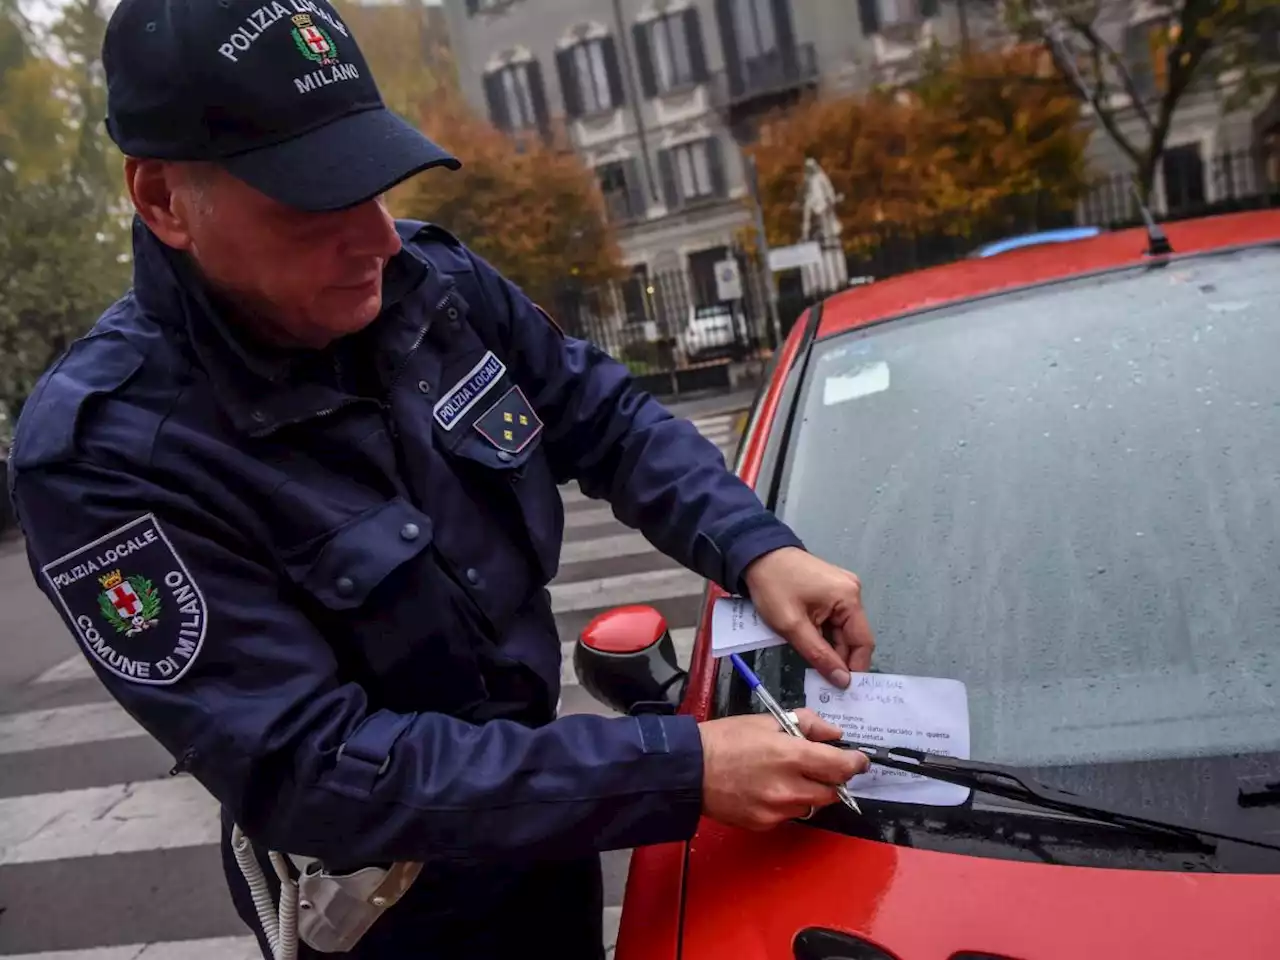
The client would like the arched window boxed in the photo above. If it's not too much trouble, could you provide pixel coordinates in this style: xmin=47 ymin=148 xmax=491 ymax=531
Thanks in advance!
xmin=557 ymin=28 xmax=625 ymax=118
xmin=483 ymin=50 xmax=549 ymax=133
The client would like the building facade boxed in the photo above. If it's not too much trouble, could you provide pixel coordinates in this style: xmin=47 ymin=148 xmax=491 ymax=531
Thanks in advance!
xmin=442 ymin=0 xmax=980 ymax=304
xmin=442 ymin=0 xmax=1277 ymax=308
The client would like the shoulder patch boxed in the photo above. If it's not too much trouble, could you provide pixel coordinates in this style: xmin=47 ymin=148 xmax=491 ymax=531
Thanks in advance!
xmin=41 ymin=514 xmax=208 ymax=686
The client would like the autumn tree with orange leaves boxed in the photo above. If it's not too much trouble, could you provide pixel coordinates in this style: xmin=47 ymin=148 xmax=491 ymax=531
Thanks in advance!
xmin=396 ymin=92 xmax=625 ymax=308
xmin=334 ymin=0 xmax=624 ymax=308
xmin=747 ymin=44 xmax=1091 ymax=256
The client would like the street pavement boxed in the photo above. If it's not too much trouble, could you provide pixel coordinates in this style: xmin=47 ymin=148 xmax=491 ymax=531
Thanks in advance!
xmin=0 ymin=407 xmax=746 ymax=958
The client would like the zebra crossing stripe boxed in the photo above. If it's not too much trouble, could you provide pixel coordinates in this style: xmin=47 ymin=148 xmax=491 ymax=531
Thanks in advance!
xmin=0 ymin=775 xmax=221 ymax=866
xmin=549 ymin=567 xmax=705 ymax=613
xmin=0 ymin=701 xmax=145 ymax=755
xmin=32 ymin=652 xmax=98 ymax=684
xmin=559 ymin=531 xmax=652 ymax=564
xmin=563 ymin=505 xmax=618 ymax=529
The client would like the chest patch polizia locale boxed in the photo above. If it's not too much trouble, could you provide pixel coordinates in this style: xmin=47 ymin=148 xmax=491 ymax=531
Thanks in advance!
xmin=433 ymin=350 xmax=506 ymax=431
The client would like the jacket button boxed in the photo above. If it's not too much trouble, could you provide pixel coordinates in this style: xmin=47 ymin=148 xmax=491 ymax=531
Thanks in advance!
xmin=417 ymin=379 xmax=430 ymax=394
xmin=400 ymin=522 xmax=420 ymax=541
xmin=335 ymin=576 xmax=355 ymax=597
xmin=465 ymin=568 xmax=480 ymax=585
xmin=496 ymin=451 xmax=513 ymax=463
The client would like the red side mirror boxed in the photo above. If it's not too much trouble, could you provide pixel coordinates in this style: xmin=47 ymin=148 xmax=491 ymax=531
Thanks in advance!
xmin=574 ymin=605 xmax=689 ymax=716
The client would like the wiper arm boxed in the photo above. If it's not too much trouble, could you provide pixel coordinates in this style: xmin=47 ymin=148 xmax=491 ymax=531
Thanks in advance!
xmin=836 ymin=740 xmax=1280 ymax=854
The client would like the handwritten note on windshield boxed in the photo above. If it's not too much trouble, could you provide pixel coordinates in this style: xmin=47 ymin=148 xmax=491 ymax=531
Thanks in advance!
xmin=710 ymin=597 xmax=787 ymax=657
xmin=804 ymin=670 xmax=972 ymax=806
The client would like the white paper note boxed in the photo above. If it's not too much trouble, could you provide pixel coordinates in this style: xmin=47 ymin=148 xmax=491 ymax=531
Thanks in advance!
xmin=710 ymin=596 xmax=787 ymax=657
xmin=804 ymin=670 xmax=972 ymax=806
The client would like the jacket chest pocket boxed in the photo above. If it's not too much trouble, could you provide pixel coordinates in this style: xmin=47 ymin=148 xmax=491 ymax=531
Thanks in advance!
xmin=278 ymin=496 xmax=488 ymax=713
xmin=432 ymin=350 xmax=564 ymax=583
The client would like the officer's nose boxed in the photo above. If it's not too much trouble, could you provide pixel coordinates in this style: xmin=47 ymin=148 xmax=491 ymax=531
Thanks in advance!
xmin=337 ymin=197 xmax=403 ymax=261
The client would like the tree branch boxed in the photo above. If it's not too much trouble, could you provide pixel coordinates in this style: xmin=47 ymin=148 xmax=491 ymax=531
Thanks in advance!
xmin=1080 ymin=16 xmax=1156 ymax=131
xmin=1039 ymin=8 xmax=1145 ymax=168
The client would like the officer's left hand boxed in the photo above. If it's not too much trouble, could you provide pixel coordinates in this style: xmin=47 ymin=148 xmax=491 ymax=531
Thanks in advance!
xmin=742 ymin=547 xmax=875 ymax=689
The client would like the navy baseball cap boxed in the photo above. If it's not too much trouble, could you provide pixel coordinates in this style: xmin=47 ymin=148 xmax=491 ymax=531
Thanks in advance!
xmin=102 ymin=0 xmax=460 ymax=211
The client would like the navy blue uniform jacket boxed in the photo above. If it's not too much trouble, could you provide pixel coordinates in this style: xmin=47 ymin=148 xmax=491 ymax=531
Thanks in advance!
xmin=8 ymin=218 xmax=804 ymax=955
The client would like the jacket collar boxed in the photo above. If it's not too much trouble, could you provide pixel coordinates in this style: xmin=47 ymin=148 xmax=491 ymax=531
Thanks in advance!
xmin=130 ymin=217 xmax=433 ymax=437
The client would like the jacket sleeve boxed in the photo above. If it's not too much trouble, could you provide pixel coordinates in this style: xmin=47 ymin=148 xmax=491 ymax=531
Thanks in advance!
xmin=11 ymin=459 xmax=705 ymax=865
xmin=459 ymin=249 xmax=805 ymax=596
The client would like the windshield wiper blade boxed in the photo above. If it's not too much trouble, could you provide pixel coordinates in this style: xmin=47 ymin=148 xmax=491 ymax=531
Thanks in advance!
xmin=836 ymin=741 xmax=1280 ymax=853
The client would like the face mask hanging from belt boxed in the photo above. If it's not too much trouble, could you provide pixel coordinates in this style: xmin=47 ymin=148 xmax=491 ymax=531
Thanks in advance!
xmin=231 ymin=822 xmax=423 ymax=956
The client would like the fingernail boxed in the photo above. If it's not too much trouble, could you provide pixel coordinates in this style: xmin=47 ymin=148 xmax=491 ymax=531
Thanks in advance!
xmin=833 ymin=668 xmax=851 ymax=688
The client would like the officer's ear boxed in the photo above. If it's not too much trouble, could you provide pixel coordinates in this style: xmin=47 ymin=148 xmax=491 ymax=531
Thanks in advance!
xmin=124 ymin=157 xmax=210 ymax=253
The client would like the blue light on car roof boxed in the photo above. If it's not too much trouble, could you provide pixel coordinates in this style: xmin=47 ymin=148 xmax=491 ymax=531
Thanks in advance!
xmin=970 ymin=227 xmax=1104 ymax=258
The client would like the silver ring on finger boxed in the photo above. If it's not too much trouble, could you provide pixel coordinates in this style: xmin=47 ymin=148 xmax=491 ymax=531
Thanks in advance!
xmin=802 ymin=805 xmax=816 ymax=820
xmin=784 ymin=710 xmax=799 ymax=728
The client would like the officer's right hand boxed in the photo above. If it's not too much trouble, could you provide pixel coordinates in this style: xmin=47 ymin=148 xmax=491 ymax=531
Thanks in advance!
xmin=697 ymin=709 xmax=869 ymax=831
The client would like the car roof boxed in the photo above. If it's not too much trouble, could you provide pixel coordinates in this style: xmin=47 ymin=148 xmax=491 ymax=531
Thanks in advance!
xmin=817 ymin=209 xmax=1280 ymax=339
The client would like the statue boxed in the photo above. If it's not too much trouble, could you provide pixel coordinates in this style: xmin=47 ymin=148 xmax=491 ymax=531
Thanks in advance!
xmin=799 ymin=157 xmax=848 ymax=296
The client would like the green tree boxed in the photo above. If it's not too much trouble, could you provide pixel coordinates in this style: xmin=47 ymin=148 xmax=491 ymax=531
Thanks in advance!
xmin=1006 ymin=0 xmax=1280 ymax=202
xmin=0 ymin=0 xmax=130 ymax=436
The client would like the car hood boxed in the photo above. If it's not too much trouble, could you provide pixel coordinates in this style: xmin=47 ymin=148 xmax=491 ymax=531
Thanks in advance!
xmin=679 ymin=817 xmax=1280 ymax=959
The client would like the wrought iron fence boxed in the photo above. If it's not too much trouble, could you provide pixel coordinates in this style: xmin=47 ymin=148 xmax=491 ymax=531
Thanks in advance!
xmin=548 ymin=250 xmax=776 ymax=391
xmin=1078 ymin=148 xmax=1279 ymax=227
xmin=552 ymin=147 xmax=1279 ymax=392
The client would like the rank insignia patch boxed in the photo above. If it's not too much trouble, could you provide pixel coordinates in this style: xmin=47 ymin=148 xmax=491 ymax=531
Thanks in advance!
xmin=474 ymin=385 xmax=543 ymax=454
xmin=41 ymin=514 xmax=208 ymax=686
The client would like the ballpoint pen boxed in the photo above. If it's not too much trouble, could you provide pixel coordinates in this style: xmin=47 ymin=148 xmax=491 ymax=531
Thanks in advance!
xmin=728 ymin=652 xmax=862 ymax=815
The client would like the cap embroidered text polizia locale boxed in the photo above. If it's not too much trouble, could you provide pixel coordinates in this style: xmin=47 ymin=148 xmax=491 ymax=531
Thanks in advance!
xmin=101 ymin=0 xmax=460 ymax=211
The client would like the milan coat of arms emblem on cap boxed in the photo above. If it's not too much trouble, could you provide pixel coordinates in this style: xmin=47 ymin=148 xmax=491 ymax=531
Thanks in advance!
xmin=290 ymin=13 xmax=338 ymax=66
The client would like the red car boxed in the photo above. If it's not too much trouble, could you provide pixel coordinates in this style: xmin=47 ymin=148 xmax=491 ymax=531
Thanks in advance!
xmin=575 ymin=209 xmax=1280 ymax=960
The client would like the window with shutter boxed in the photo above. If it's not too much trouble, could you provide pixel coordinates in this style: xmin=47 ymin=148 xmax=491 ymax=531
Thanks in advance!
xmin=565 ymin=38 xmax=618 ymax=115
xmin=666 ymin=138 xmax=722 ymax=204
xmin=487 ymin=62 xmax=540 ymax=131
xmin=731 ymin=0 xmax=777 ymax=59
xmin=647 ymin=12 xmax=697 ymax=94
xmin=657 ymin=150 xmax=680 ymax=210
xmin=596 ymin=160 xmax=637 ymax=222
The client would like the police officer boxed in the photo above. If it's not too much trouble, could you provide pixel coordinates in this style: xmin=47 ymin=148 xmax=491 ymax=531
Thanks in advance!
xmin=8 ymin=0 xmax=875 ymax=956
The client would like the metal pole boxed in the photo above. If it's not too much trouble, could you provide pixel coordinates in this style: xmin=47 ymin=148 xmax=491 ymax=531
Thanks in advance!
xmin=611 ymin=0 xmax=659 ymax=205
xmin=743 ymin=151 xmax=783 ymax=349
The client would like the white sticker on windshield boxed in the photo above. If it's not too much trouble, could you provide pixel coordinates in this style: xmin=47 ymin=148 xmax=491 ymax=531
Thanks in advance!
xmin=710 ymin=596 xmax=787 ymax=657
xmin=823 ymin=361 xmax=890 ymax=406
xmin=805 ymin=670 xmax=971 ymax=806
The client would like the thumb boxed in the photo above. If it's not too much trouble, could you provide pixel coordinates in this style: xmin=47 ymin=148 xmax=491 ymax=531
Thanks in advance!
xmin=785 ymin=616 xmax=851 ymax=689
xmin=791 ymin=708 xmax=843 ymax=742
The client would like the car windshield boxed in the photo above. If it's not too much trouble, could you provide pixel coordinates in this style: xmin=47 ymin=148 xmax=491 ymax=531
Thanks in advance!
xmin=725 ymin=244 xmax=1280 ymax=870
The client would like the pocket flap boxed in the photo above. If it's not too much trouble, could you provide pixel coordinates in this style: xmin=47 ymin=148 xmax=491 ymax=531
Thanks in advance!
xmin=296 ymin=499 xmax=434 ymax=610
